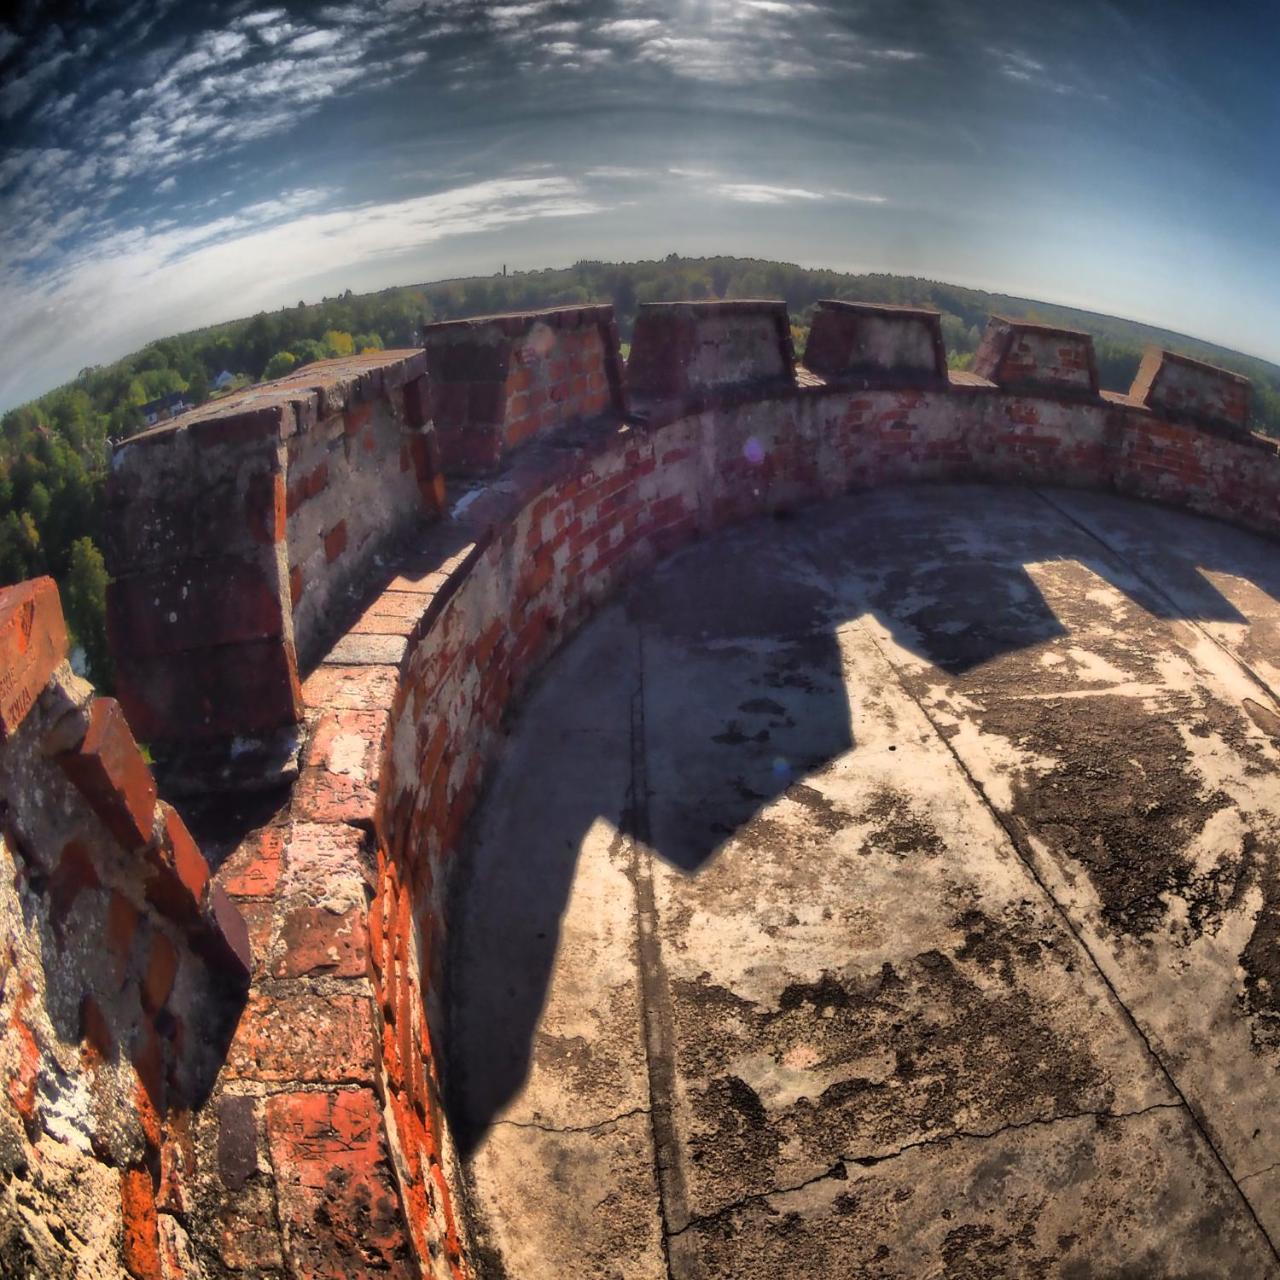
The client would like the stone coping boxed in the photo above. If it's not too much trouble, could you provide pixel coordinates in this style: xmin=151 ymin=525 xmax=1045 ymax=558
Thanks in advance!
xmin=121 ymin=349 xmax=428 ymax=447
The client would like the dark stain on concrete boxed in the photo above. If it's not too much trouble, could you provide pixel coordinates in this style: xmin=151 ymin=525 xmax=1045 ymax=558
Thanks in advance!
xmin=859 ymin=786 xmax=946 ymax=860
xmin=1239 ymin=837 xmax=1280 ymax=1051
xmin=980 ymin=693 xmax=1234 ymax=938
xmin=784 ymin=783 xmax=854 ymax=835
xmin=671 ymin=917 xmax=1111 ymax=1216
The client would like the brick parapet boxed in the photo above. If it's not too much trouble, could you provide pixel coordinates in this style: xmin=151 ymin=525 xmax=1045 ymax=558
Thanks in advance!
xmin=422 ymin=304 xmax=625 ymax=475
xmin=627 ymin=298 xmax=796 ymax=414
xmin=972 ymin=315 xmax=1102 ymax=399
xmin=69 ymin=301 xmax=1280 ymax=1276
xmin=1130 ymin=346 xmax=1252 ymax=438
xmin=803 ymin=299 xmax=949 ymax=388
xmin=105 ymin=350 xmax=444 ymax=756
xmin=0 ymin=576 xmax=250 ymax=1277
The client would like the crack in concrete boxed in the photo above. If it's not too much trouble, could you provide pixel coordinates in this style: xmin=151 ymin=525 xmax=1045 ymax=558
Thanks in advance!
xmin=667 ymin=1102 xmax=1186 ymax=1238
xmin=1240 ymin=1161 xmax=1280 ymax=1185
xmin=490 ymin=1105 xmax=653 ymax=1137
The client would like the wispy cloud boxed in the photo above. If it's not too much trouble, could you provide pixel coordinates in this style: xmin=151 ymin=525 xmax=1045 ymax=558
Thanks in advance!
xmin=0 ymin=176 xmax=603 ymax=407
xmin=716 ymin=183 xmax=826 ymax=204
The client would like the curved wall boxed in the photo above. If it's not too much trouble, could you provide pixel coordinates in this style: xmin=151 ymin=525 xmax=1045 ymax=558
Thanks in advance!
xmin=61 ymin=299 xmax=1280 ymax=1277
xmin=367 ymin=364 xmax=1280 ymax=1274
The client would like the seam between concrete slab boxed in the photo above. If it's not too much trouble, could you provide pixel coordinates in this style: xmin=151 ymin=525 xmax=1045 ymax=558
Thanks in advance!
xmin=846 ymin=607 xmax=1280 ymax=1267
xmin=1031 ymin=486 xmax=1280 ymax=711
xmin=666 ymin=1101 xmax=1188 ymax=1239
xmin=625 ymin=621 xmax=692 ymax=1280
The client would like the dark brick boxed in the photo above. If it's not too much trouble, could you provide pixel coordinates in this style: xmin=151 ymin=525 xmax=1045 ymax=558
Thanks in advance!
xmin=216 ymin=1095 xmax=259 ymax=1191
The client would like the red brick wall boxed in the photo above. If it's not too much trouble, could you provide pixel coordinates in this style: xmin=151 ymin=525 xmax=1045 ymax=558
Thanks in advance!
xmin=0 ymin=578 xmax=249 ymax=1278
xmin=106 ymin=351 xmax=443 ymax=751
xmin=424 ymin=305 xmax=625 ymax=475
xmin=358 ymin=370 xmax=1279 ymax=1273
xmin=82 ymin=302 xmax=1280 ymax=1277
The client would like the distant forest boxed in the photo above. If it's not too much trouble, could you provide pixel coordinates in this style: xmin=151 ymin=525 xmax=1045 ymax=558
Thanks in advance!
xmin=5 ymin=254 xmax=1280 ymax=690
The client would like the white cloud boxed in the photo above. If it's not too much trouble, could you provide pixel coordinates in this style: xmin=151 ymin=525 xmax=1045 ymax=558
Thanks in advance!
xmin=587 ymin=166 xmax=651 ymax=179
xmin=716 ymin=183 xmax=826 ymax=204
xmin=157 ymin=176 xmax=177 ymax=193
xmin=598 ymin=18 xmax=663 ymax=39
xmin=0 ymin=176 xmax=603 ymax=408
xmin=238 ymin=9 xmax=288 ymax=27
xmin=288 ymin=28 xmax=347 ymax=54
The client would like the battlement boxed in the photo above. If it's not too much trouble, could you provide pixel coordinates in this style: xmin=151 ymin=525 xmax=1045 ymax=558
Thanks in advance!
xmin=627 ymin=298 xmax=796 ymax=413
xmin=106 ymin=349 xmax=444 ymax=770
xmin=5 ymin=296 xmax=1279 ymax=1277
xmin=1130 ymin=345 xmax=1252 ymax=436
xmin=802 ymin=299 xmax=948 ymax=387
xmin=971 ymin=315 xmax=1102 ymax=398
xmin=423 ymin=304 xmax=625 ymax=473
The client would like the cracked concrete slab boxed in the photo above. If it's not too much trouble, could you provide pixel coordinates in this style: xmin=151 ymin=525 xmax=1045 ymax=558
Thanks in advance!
xmin=672 ymin=1105 xmax=1275 ymax=1278
xmin=447 ymin=485 xmax=1280 ymax=1277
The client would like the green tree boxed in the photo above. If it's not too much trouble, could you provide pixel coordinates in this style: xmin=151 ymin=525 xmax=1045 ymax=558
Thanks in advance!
xmin=64 ymin=537 xmax=111 ymax=689
xmin=186 ymin=366 xmax=210 ymax=405
xmin=323 ymin=329 xmax=355 ymax=357
xmin=264 ymin=351 xmax=299 ymax=380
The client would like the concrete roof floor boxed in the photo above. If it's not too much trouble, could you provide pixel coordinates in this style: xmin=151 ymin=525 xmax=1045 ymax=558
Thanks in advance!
xmin=446 ymin=484 xmax=1280 ymax=1279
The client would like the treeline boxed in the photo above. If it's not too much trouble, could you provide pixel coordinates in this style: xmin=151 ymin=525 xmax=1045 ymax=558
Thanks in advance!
xmin=4 ymin=255 xmax=1279 ymax=690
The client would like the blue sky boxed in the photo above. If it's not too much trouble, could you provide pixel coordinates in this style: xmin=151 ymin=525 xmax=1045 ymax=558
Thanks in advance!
xmin=0 ymin=0 xmax=1276 ymax=409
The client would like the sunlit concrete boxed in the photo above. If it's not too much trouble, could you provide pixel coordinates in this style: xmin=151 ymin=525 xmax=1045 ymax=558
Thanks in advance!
xmin=447 ymin=484 xmax=1280 ymax=1278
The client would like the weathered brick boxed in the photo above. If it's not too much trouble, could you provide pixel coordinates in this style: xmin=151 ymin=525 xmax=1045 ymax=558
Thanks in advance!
xmin=245 ymin=469 xmax=287 ymax=546
xmin=58 ymin=698 xmax=157 ymax=850
xmin=0 ymin=576 xmax=68 ymax=738
xmin=265 ymin=1088 xmax=411 ymax=1278
xmin=302 ymin=663 xmax=398 ymax=712
xmin=219 ymin=826 xmax=284 ymax=898
xmin=141 ymin=933 xmax=178 ymax=1013
xmin=272 ymin=904 xmax=368 ymax=978
xmin=293 ymin=709 xmax=384 ymax=823
xmin=120 ymin=1165 xmax=162 ymax=1280
xmin=199 ymin=884 xmax=253 ymax=988
xmin=224 ymin=991 xmax=373 ymax=1083
xmin=216 ymin=1094 xmax=259 ymax=1192
xmin=142 ymin=804 xmax=209 ymax=923
xmin=324 ymin=520 xmax=348 ymax=563
xmin=48 ymin=838 xmax=101 ymax=928
xmin=79 ymin=994 xmax=114 ymax=1063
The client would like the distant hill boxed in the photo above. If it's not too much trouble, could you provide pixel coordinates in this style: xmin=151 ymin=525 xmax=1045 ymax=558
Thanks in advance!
xmin=3 ymin=254 xmax=1279 ymax=691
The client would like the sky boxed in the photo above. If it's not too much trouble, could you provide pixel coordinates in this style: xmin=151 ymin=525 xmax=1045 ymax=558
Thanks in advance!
xmin=0 ymin=0 xmax=1276 ymax=409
